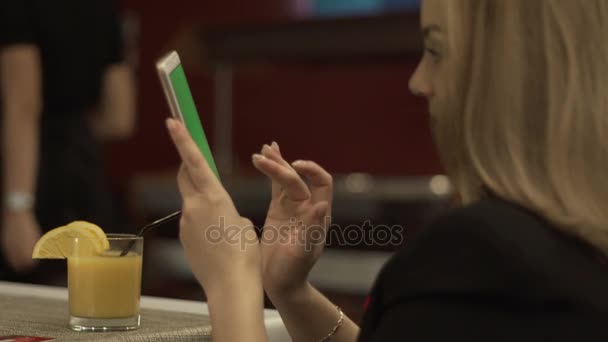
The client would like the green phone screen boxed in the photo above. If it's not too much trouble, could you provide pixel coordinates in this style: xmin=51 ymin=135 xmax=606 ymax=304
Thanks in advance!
xmin=169 ymin=64 xmax=220 ymax=179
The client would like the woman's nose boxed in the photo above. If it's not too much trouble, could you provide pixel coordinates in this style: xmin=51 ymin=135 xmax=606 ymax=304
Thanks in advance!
xmin=409 ymin=63 xmax=433 ymax=98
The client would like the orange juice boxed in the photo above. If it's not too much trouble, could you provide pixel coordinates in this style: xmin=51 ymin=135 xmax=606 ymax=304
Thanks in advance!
xmin=68 ymin=251 xmax=142 ymax=318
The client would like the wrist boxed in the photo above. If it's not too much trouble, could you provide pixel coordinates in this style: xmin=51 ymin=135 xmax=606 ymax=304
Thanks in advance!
xmin=4 ymin=191 xmax=35 ymax=214
xmin=205 ymin=268 xmax=264 ymax=303
xmin=206 ymin=275 xmax=265 ymax=320
xmin=266 ymin=281 xmax=313 ymax=307
xmin=207 ymin=283 xmax=265 ymax=309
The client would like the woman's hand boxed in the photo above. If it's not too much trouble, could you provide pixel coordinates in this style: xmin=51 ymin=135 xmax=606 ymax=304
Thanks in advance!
xmin=167 ymin=118 xmax=267 ymax=342
xmin=252 ymin=142 xmax=333 ymax=299
xmin=166 ymin=118 xmax=261 ymax=298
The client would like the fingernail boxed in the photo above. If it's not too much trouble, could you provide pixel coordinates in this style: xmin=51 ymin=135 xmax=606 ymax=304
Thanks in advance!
xmin=262 ymin=144 xmax=272 ymax=153
xmin=271 ymin=141 xmax=279 ymax=150
xmin=292 ymin=160 xmax=305 ymax=167
xmin=166 ymin=118 xmax=176 ymax=130
xmin=252 ymin=154 xmax=266 ymax=162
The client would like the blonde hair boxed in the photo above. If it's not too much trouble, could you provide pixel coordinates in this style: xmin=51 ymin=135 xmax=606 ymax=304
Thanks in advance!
xmin=434 ymin=0 xmax=608 ymax=253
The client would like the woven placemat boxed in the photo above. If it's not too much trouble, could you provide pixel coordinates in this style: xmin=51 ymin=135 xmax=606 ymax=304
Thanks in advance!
xmin=0 ymin=293 xmax=212 ymax=341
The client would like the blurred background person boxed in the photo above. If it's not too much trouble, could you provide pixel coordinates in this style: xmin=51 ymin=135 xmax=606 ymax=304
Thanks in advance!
xmin=0 ymin=0 xmax=136 ymax=280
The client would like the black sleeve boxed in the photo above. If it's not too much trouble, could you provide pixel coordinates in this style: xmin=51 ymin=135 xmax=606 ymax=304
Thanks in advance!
xmin=360 ymin=210 xmax=538 ymax=341
xmin=0 ymin=0 xmax=36 ymax=47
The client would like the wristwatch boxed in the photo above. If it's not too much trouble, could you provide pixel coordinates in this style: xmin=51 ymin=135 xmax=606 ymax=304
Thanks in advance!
xmin=4 ymin=192 xmax=34 ymax=212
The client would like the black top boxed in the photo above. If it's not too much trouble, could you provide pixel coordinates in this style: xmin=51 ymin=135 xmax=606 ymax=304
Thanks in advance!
xmin=359 ymin=197 xmax=608 ymax=341
xmin=0 ymin=0 xmax=123 ymax=117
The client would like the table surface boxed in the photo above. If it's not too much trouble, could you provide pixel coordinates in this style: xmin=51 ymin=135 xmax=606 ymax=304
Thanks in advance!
xmin=0 ymin=281 xmax=290 ymax=342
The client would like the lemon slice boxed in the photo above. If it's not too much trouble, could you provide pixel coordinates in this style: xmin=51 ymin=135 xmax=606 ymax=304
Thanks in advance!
xmin=32 ymin=221 xmax=110 ymax=259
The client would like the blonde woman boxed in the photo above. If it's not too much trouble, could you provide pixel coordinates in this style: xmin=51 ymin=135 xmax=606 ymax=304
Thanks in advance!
xmin=165 ymin=0 xmax=608 ymax=340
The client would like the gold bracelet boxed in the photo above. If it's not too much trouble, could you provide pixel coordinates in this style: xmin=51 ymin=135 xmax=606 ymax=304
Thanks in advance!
xmin=319 ymin=306 xmax=344 ymax=342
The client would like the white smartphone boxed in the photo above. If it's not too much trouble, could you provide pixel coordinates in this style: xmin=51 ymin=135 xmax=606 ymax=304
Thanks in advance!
xmin=156 ymin=51 xmax=219 ymax=179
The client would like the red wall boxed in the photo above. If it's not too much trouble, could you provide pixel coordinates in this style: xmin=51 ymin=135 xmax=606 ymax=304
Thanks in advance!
xmin=104 ymin=0 xmax=441 ymax=189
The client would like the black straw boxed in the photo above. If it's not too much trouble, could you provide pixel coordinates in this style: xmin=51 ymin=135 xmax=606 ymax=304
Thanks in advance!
xmin=120 ymin=211 xmax=182 ymax=256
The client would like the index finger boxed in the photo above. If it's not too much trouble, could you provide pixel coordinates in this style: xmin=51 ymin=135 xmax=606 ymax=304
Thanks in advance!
xmin=166 ymin=118 xmax=219 ymax=191
xmin=252 ymin=154 xmax=310 ymax=201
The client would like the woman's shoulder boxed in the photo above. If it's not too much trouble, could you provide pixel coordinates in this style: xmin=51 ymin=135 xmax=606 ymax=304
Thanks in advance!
xmin=378 ymin=197 xmax=545 ymax=294
xmin=427 ymin=196 xmax=550 ymax=240
xmin=374 ymin=196 xmax=608 ymax=310
xmin=407 ymin=196 xmax=591 ymax=260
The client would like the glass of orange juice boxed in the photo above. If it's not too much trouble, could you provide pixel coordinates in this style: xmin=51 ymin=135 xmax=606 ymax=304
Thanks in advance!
xmin=68 ymin=234 xmax=143 ymax=331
